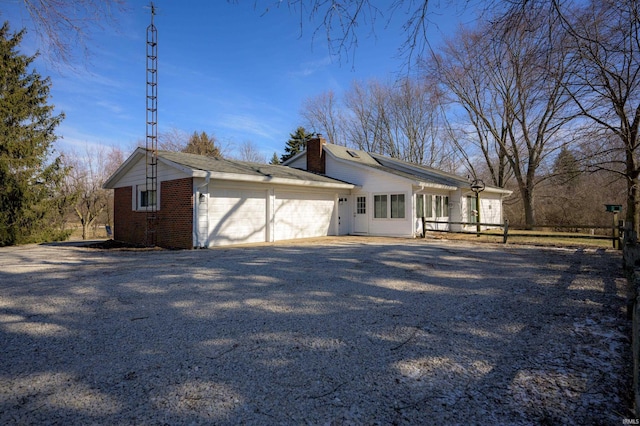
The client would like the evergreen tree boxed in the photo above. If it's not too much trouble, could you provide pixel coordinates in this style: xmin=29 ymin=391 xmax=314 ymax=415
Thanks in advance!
xmin=0 ymin=23 xmax=70 ymax=246
xmin=552 ymin=147 xmax=581 ymax=186
xmin=281 ymin=127 xmax=314 ymax=163
xmin=183 ymin=131 xmax=221 ymax=158
xmin=269 ymin=152 xmax=280 ymax=165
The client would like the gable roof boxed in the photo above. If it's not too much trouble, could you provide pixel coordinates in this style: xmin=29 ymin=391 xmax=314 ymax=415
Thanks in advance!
xmin=103 ymin=148 xmax=356 ymax=190
xmin=286 ymin=143 xmax=511 ymax=194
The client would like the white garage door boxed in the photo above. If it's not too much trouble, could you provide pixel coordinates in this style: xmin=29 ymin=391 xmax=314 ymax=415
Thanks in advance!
xmin=275 ymin=191 xmax=335 ymax=241
xmin=209 ymin=187 xmax=267 ymax=246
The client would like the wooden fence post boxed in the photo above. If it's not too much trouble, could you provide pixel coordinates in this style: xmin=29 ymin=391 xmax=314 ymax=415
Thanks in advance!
xmin=503 ymin=219 xmax=509 ymax=244
xmin=617 ymin=219 xmax=625 ymax=250
xmin=613 ymin=211 xmax=619 ymax=249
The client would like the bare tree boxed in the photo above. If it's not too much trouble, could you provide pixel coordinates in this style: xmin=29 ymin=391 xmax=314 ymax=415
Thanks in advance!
xmin=269 ymin=1 xmax=474 ymax=67
xmin=427 ymin=25 xmax=513 ymax=189
xmin=390 ymin=77 xmax=447 ymax=166
xmin=301 ymin=90 xmax=343 ymax=145
xmin=430 ymin=8 xmax=575 ymax=228
xmin=553 ymin=0 xmax=640 ymax=233
xmin=65 ymin=145 xmax=122 ymax=240
xmin=16 ymin=0 xmax=126 ymax=67
xmin=158 ymin=128 xmax=190 ymax=152
xmin=237 ymin=140 xmax=267 ymax=163
xmin=343 ymin=80 xmax=384 ymax=153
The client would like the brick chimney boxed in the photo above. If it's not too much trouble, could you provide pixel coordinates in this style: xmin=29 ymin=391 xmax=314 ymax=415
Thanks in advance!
xmin=306 ymin=134 xmax=326 ymax=174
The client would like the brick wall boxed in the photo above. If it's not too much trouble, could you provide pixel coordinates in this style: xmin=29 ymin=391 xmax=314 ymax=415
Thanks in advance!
xmin=157 ymin=178 xmax=193 ymax=249
xmin=112 ymin=177 xmax=194 ymax=249
xmin=113 ymin=186 xmax=146 ymax=245
xmin=307 ymin=135 xmax=326 ymax=174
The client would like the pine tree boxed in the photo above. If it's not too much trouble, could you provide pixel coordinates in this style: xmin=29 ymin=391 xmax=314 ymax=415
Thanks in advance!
xmin=280 ymin=127 xmax=314 ymax=163
xmin=269 ymin=152 xmax=280 ymax=165
xmin=0 ymin=23 xmax=70 ymax=246
xmin=183 ymin=131 xmax=221 ymax=158
xmin=552 ymin=147 xmax=581 ymax=186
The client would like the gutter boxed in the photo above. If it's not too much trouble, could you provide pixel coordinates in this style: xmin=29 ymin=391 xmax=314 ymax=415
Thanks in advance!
xmin=195 ymin=171 xmax=211 ymax=248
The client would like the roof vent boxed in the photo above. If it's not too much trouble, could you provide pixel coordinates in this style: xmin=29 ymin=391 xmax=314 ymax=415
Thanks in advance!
xmin=347 ymin=150 xmax=360 ymax=158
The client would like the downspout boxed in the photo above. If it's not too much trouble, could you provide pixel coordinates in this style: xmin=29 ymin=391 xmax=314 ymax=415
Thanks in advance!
xmin=196 ymin=172 xmax=211 ymax=248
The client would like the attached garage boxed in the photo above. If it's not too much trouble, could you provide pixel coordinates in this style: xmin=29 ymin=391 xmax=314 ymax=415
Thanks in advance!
xmin=207 ymin=186 xmax=268 ymax=246
xmin=104 ymin=148 xmax=355 ymax=249
xmin=274 ymin=190 xmax=336 ymax=241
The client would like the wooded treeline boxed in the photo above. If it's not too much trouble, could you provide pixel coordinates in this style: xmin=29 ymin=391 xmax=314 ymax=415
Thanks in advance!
xmin=299 ymin=0 xmax=635 ymax=230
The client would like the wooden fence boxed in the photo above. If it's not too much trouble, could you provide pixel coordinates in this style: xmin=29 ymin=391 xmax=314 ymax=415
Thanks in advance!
xmin=421 ymin=218 xmax=624 ymax=248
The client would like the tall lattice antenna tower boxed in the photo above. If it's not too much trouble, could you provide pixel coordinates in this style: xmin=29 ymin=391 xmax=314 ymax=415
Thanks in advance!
xmin=145 ymin=2 xmax=158 ymax=246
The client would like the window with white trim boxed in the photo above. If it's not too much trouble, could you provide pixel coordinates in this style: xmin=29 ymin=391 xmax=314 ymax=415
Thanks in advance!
xmin=374 ymin=193 xmax=405 ymax=219
xmin=391 ymin=194 xmax=405 ymax=218
xmin=374 ymin=195 xmax=387 ymax=218
xmin=425 ymin=195 xmax=433 ymax=218
xmin=435 ymin=195 xmax=449 ymax=217
xmin=136 ymin=185 xmax=157 ymax=210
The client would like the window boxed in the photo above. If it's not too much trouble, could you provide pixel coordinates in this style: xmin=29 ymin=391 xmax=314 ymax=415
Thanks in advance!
xmin=347 ymin=150 xmax=360 ymax=158
xmin=425 ymin=195 xmax=433 ymax=218
xmin=136 ymin=185 xmax=157 ymax=210
xmin=467 ymin=195 xmax=477 ymax=223
xmin=391 ymin=194 xmax=405 ymax=218
xmin=357 ymin=196 xmax=366 ymax=214
xmin=416 ymin=195 xmax=424 ymax=218
xmin=435 ymin=195 xmax=449 ymax=218
xmin=374 ymin=193 xmax=405 ymax=219
xmin=374 ymin=195 xmax=387 ymax=218
xmin=141 ymin=190 xmax=156 ymax=208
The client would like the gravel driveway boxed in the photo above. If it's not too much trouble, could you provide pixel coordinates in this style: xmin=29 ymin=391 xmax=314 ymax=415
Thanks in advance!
xmin=0 ymin=237 xmax=631 ymax=425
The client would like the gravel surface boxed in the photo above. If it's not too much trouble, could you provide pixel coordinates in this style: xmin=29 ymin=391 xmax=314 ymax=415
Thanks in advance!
xmin=0 ymin=237 xmax=632 ymax=425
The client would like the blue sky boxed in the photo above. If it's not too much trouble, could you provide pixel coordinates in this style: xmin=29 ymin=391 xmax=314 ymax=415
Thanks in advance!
xmin=2 ymin=1 xmax=475 ymax=160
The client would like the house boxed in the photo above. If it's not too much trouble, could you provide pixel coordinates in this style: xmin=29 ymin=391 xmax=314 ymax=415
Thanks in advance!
xmin=104 ymin=137 xmax=511 ymax=248
xmin=284 ymin=136 xmax=512 ymax=238
xmin=103 ymin=147 xmax=355 ymax=249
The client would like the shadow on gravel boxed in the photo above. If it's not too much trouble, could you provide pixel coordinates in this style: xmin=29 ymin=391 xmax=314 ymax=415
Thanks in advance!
xmin=0 ymin=239 xmax=631 ymax=424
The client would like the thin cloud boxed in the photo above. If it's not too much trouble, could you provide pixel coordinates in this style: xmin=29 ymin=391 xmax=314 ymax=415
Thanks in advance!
xmin=287 ymin=55 xmax=334 ymax=77
xmin=216 ymin=113 xmax=282 ymax=141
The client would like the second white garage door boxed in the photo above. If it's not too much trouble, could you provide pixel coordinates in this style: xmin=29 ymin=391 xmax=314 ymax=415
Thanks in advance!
xmin=209 ymin=187 xmax=267 ymax=246
xmin=274 ymin=190 xmax=336 ymax=241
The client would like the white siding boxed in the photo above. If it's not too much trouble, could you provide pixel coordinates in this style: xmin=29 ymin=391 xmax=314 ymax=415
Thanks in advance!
xmin=286 ymin=156 xmax=307 ymax=169
xmin=274 ymin=190 xmax=336 ymax=241
xmin=116 ymin=155 xmax=191 ymax=212
xmin=460 ymin=191 xmax=505 ymax=231
xmin=480 ymin=193 xmax=504 ymax=227
xmin=115 ymin=155 xmax=189 ymax=189
xmin=208 ymin=184 xmax=267 ymax=246
xmin=326 ymin=158 xmax=414 ymax=237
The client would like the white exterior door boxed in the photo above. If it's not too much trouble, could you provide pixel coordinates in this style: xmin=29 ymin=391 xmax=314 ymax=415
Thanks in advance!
xmin=354 ymin=195 xmax=368 ymax=234
xmin=209 ymin=187 xmax=267 ymax=246
xmin=338 ymin=196 xmax=351 ymax=235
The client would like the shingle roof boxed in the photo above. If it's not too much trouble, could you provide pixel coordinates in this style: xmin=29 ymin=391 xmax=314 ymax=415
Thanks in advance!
xmin=158 ymin=150 xmax=352 ymax=186
xmin=323 ymin=144 xmax=460 ymax=188
xmin=323 ymin=143 xmax=509 ymax=193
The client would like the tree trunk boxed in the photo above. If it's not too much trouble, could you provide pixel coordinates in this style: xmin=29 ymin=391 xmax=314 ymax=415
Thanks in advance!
xmin=520 ymin=185 xmax=536 ymax=230
xmin=627 ymin=174 xmax=640 ymax=236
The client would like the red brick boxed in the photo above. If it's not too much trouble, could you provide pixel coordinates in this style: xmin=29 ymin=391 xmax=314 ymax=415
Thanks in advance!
xmin=112 ymin=178 xmax=194 ymax=249
xmin=307 ymin=135 xmax=326 ymax=174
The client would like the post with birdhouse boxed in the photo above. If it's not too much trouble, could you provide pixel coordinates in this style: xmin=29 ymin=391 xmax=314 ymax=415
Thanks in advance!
xmin=605 ymin=204 xmax=622 ymax=249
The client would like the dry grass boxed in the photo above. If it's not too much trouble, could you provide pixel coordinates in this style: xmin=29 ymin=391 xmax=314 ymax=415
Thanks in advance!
xmin=427 ymin=230 xmax=616 ymax=249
